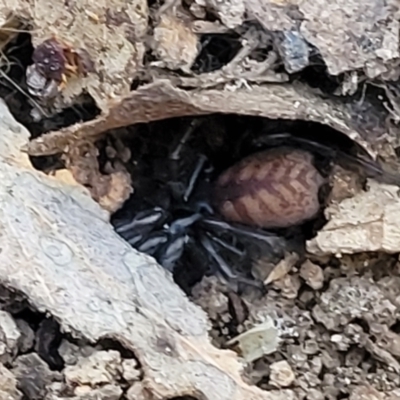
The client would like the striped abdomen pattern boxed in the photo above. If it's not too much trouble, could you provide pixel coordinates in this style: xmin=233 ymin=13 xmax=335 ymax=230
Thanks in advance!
xmin=213 ymin=148 xmax=325 ymax=229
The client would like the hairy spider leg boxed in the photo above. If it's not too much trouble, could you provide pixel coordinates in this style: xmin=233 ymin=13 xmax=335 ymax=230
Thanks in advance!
xmin=155 ymin=213 xmax=203 ymax=271
xmin=169 ymin=213 xmax=203 ymax=234
xmin=251 ymin=132 xmax=338 ymax=159
xmin=115 ymin=207 xmax=165 ymax=234
xmin=207 ymin=233 xmax=246 ymax=257
xmin=202 ymin=217 xmax=286 ymax=250
xmin=167 ymin=119 xmax=209 ymax=202
xmin=198 ymin=218 xmax=286 ymax=289
xmin=137 ymin=232 xmax=169 ymax=255
xmin=289 ymin=134 xmax=400 ymax=186
xmin=157 ymin=234 xmax=188 ymax=272
xmin=114 ymin=207 xmax=168 ymax=246
xmin=199 ymin=234 xmax=263 ymax=290
xmin=183 ymin=154 xmax=208 ymax=202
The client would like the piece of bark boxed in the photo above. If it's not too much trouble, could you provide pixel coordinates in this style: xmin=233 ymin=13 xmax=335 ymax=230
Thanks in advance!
xmin=0 ymin=99 xmax=298 ymax=399
xmin=307 ymin=180 xmax=400 ymax=255
xmin=28 ymin=79 xmax=387 ymax=158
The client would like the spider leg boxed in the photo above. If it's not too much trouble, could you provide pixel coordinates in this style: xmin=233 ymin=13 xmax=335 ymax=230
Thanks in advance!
xmin=199 ymin=234 xmax=237 ymax=279
xmin=193 ymin=200 xmax=214 ymax=215
xmin=169 ymin=213 xmax=202 ymax=235
xmin=157 ymin=233 xmax=188 ymax=272
xmin=114 ymin=207 xmax=166 ymax=234
xmin=154 ymin=213 xmax=203 ymax=270
xmin=206 ymin=233 xmax=245 ymax=257
xmin=330 ymin=149 xmax=400 ymax=186
xmin=114 ymin=207 xmax=168 ymax=245
xmin=252 ymin=132 xmax=295 ymax=148
xmin=199 ymin=234 xmax=263 ymax=290
xmin=252 ymin=132 xmax=337 ymax=158
xmin=137 ymin=232 xmax=168 ymax=255
xmin=201 ymin=217 xmax=286 ymax=250
xmin=291 ymin=135 xmax=400 ymax=186
xmin=183 ymin=154 xmax=208 ymax=202
xmin=168 ymin=119 xmax=211 ymax=203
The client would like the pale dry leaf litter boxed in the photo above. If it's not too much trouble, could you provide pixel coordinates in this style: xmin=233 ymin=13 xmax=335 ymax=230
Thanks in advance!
xmin=1 ymin=0 xmax=400 ymax=398
xmin=226 ymin=316 xmax=280 ymax=363
xmin=307 ymin=180 xmax=400 ymax=255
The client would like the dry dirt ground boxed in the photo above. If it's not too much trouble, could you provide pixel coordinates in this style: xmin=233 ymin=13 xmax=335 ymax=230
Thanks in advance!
xmin=1 ymin=0 xmax=400 ymax=399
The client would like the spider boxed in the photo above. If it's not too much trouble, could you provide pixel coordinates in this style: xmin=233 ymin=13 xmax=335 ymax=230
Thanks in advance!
xmin=110 ymin=117 xmax=400 ymax=292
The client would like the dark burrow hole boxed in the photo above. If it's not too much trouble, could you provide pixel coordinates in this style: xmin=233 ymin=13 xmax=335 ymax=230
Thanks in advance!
xmin=0 ymin=24 xmax=395 ymax=400
xmin=191 ymin=32 xmax=242 ymax=74
xmin=390 ymin=320 xmax=400 ymax=333
xmin=3 ymin=297 xmax=142 ymax=375
xmin=0 ymin=30 xmax=381 ymax=294
xmin=12 ymin=308 xmax=64 ymax=371
xmin=168 ymin=397 xmax=200 ymax=400
xmin=97 ymin=338 xmax=136 ymax=359
xmin=106 ymin=114 xmax=375 ymax=294
xmin=0 ymin=30 xmax=389 ymax=296
xmin=350 ymin=318 xmax=370 ymax=334
xmin=294 ymin=46 xmax=350 ymax=96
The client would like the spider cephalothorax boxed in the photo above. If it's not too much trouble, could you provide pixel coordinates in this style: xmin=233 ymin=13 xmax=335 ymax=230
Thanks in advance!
xmin=111 ymin=119 xmax=400 ymax=291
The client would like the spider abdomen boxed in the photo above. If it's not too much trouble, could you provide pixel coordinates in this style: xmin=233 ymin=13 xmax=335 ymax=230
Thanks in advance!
xmin=213 ymin=148 xmax=325 ymax=229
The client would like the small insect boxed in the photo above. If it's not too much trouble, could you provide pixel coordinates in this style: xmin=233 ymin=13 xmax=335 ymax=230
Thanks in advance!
xmin=111 ymin=119 xmax=400 ymax=290
xmin=26 ymin=35 xmax=94 ymax=98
